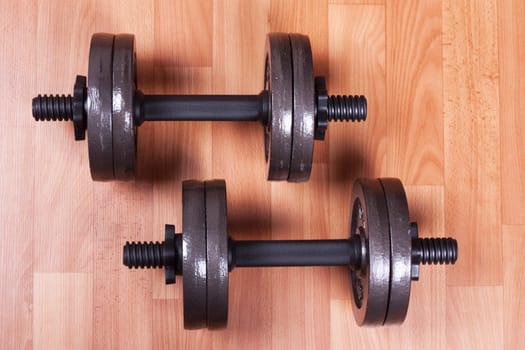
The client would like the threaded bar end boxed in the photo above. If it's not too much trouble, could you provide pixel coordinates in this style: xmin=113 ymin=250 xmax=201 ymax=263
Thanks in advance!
xmin=32 ymin=94 xmax=73 ymax=121
xmin=417 ymin=238 xmax=458 ymax=265
xmin=327 ymin=95 xmax=367 ymax=122
xmin=123 ymin=241 xmax=165 ymax=268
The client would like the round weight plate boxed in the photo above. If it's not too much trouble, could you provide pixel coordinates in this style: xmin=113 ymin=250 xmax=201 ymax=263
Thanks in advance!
xmin=112 ymin=34 xmax=137 ymax=180
xmin=378 ymin=178 xmax=411 ymax=324
xmin=204 ymin=180 xmax=229 ymax=329
xmin=182 ymin=180 xmax=207 ymax=329
xmin=263 ymin=33 xmax=293 ymax=181
xmin=87 ymin=33 xmax=115 ymax=180
xmin=288 ymin=34 xmax=315 ymax=182
xmin=348 ymin=178 xmax=391 ymax=326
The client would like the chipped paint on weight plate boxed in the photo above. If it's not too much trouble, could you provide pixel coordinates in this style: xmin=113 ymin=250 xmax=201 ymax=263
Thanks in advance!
xmin=113 ymin=88 xmax=123 ymax=113
xmin=87 ymin=87 xmax=100 ymax=113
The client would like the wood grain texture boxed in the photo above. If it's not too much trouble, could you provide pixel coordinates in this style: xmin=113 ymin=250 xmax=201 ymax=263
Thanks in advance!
xmin=446 ymin=286 xmax=504 ymax=349
xmin=443 ymin=0 xmax=502 ymax=286
xmin=503 ymin=225 xmax=525 ymax=349
xmin=34 ymin=273 xmax=93 ymax=350
xmin=1 ymin=0 xmax=522 ymax=348
xmin=498 ymin=0 xmax=525 ymax=225
xmin=155 ymin=0 xmax=213 ymax=67
xmin=386 ymin=0 xmax=444 ymax=184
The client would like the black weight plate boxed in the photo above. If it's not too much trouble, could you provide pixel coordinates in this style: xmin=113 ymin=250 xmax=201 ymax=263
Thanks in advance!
xmin=87 ymin=33 xmax=115 ymax=180
xmin=288 ymin=34 xmax=315 ymax=182
xmin=378 ymin=178 xmax=411 ymax=324
xmin=349 ymin=178 xmax=391 ymax=326
xmin=182 ymin=180 xmax=207 ymax=329
xmin=264 ymin=33 xmax=293 ymax=181
xmin=205 ymin=180 xmax=229 ymax=329
xmin=112 ymin=34 xmax=137 ymax=180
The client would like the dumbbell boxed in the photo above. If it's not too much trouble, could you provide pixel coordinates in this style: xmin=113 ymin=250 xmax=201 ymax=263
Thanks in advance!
xmin=32 ymin=33 xmax=367 ymax=182
xmin=123 ymin=178 xmax=458 ymax=329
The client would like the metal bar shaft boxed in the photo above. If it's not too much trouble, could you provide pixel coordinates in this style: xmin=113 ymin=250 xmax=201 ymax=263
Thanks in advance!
xmin=231 ymin=239 xmax=358 ymax=268
xmin=141 ymin=93 xmax=267 ymax=122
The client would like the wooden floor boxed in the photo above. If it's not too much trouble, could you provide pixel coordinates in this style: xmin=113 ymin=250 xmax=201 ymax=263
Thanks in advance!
xmin=1 ymin=0 xmax=523 ymax=349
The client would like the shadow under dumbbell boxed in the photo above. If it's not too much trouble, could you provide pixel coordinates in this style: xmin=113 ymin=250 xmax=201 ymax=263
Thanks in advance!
xmin=138 ymin=59 xmax=215 ymax=95
xmin=228 ymin=210 xmax=272 ymax=240
xmin=329 ymin=144 xmax=369 ymax=185
xmin=134 ymin=123 xmax=200 ymax=183
xmin=135 ymin=58 xmax=156 ymax=94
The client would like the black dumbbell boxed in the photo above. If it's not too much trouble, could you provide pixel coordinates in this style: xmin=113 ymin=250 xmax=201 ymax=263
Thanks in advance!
xmin=123 ymin=178 xmax=458 ymax=329
xmin=32 ymin=33 xmax=367 ymax=182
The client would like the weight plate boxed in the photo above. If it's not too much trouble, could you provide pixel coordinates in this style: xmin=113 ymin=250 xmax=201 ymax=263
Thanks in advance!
xmin=87 ymin=33 xmax=115 ymax=180
xmin=263 ymin=33 xmax=293 ymax=181
xmin=288 ymin=34 xmax=315 ymax=182
xmin=378 ymin=178 xmax=411 ymax=324
xmin=205 ymin=180 xmax=229 ymax=329
xmin=182 ymin=180 xmax=207 ymax=329
xmin=112 ymin=34 xmax=137 ymax=180
xmin=348 ymin=179 xmax=391 ymax=326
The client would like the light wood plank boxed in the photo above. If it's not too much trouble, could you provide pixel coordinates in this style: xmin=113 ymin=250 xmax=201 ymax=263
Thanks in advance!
xmin=443 ymin=0 xmax=502 ymax=285
xmin=386 ymin=0 xmax=444 ymax=184
xmin=498 ymin=0 xmax=525 ymax=225
xmin=154 ymin=0 xmax=213 ymax=67
xmin=0 ymin=2 xmax=37 ymax=347
xmin=502 ymin=225 xmax=525 ymax=350
xmin=0 ymin=129 xmax=34 ymax=349
xmin=2 ymin=0 xmax=37 ymax=129
xmin=330 ymin=0 xmax=384 ymax=4
xmin=446 ymin=286 xmax=503 ymax=349
xmin=152 ymin=300 xmax=184 ymax=350
xmin=34 ymin=273 xmax=92 ymax=350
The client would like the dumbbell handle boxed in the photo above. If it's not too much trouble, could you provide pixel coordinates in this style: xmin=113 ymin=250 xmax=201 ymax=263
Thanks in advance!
xmin=135 ymin=91 xmax=269 ymax=124
xmin=231 ymin=239 xmax=360 ymax=268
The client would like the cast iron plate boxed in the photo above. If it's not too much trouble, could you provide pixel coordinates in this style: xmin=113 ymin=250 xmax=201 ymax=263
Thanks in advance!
xmin=112 ymin=34 xmax=137 ymax=180
xmin=287 ymin=33 xmax=315 ymax=182
xmin=263 ymin=33 xmax=293 ymax=181
xmin=378 ymin=178 xmax=411 ymax=324
xmin=205 ymin=180 xmax=229 ymax=329
xmin=87 ymin=33 xmax=115 ymax=180
xmin=349 ymin=178 xmax=391 ymax=325
xmin=182 ymin=180 xmax=207 ymax=329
